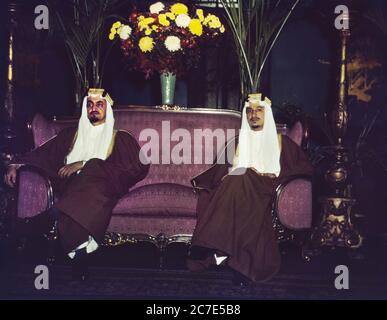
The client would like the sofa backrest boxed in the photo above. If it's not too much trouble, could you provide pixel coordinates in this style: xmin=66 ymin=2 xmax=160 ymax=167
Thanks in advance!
xmin=30 ymin=106 xmax=303 ymax=190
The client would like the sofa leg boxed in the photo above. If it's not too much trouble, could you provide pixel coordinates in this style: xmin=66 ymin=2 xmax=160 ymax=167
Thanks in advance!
xmin=301 ymin=230 xmax=322 ymax=262
xmin=155 ymin=233 xmax=169 ymax=269
xmin=45 ymin=223 xmax=58 ymax=266
xmin=47 ymin=239 xmax=56 ymax=266
xmin=159 ymin=247 xmax=166 ymax=269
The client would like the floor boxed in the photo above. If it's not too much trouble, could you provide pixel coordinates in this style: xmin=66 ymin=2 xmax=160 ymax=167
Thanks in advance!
xmin=1 ymin=236 xmax=387 ymax=299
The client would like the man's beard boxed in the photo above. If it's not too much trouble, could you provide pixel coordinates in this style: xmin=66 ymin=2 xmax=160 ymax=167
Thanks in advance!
xmin=89 ymin=116 xmax=99 ymax=123
xmin=89 ymin=113 xmax=100 ymax=123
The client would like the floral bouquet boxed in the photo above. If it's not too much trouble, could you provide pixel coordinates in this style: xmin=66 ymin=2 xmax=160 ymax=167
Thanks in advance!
xmin=108 ymin=1 xmax=225 ymax=78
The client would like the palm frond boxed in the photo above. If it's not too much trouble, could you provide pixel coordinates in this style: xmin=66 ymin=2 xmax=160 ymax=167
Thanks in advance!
xmin=255 ymin=0 xmax=300 ymax=89
xmin=47 ymin=0 xmax=121 ymax=113
xmin=219 ymin=0 xmax=300 ymax=105
xmin=219 ymin=0 xmax=254 ymax=92
xmin=365 ymin=9 xmax=387 ymax=37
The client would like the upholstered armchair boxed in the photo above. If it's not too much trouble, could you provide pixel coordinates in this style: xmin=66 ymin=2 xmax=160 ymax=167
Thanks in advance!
xmin=15 ymin=106 xmax=312 ymax=265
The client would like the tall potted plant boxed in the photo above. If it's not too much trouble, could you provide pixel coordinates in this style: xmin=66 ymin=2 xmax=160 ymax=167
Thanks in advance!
xmin=48 ymin=0 xmax=123 ymax=114
xmin=219 ymin=0 xmax=300 ymax=106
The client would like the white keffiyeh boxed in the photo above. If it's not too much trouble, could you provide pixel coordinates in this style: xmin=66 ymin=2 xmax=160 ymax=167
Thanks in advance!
xmin=65 ymin=95 xmax=115 ymax=164
xmin=232 ymin=99 xmax=281 ymax=177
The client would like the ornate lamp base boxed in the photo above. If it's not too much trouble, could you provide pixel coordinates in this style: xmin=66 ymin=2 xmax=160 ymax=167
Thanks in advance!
xmin=303 ymin=197 xmax=363 ymax=261
xmin=314 ymin=197 xmax=362 ymax=248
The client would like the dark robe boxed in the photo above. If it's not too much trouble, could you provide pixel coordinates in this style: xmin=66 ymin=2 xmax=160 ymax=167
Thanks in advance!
xmin=189 ymin=135 xmax=313 ymax=282
xmin=13 ymin=126 xmax=149 ymax=253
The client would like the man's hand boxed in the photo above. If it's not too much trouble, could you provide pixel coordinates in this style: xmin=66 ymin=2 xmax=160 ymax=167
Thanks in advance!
xmin=58 ymin=161 xmax=84 ymax=178
xmin=249 ymin=167 xmax=276 ymax=178
xmin=3 ymin=164 xmax=22 ymax=188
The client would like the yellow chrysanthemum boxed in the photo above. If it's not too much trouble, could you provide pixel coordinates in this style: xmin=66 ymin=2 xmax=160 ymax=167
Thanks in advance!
xmin=112 ymin=21 xmax=121 ymax=29
xmin=152 ymin=25 xmax=160 ymax=32
xmin=138 ymin=23 xmax=146 ymax=31
xmin=220 ymin=25 xmax=225 ymax=33
xmin=203 ymin=15 xmax=211 ymax=26
xmin=209 ymin=21 xmax=221 ymax=29
xmin=138 ymin=17 xmax=155 ymax=30
xmin=188 ymin=19 xmax=202 ymax=36
xmin=170 ymin=3 xmax=188 ymax=15
xmin=145 ymin=28 xmax=152 ymax=36
xmin=165 ymin=12 xmax=176 ymax=20
xmin=110 ymin=27 xmax=117 ymax=35
xmin=196 ymin=9 xmax=204 ymax=22
xmin=139 ymin=36 xmax=154 ymax=52
xmin=158 ymin=13 xmax=170 ymax=26
xmin=208 ymin=15 xmax=221 ymax=29
xmin=144 ymin=17 xmax=155 ymax=24
xmin=139 ymin=15 xmax=145 ymax=21
xmin=108 ymin=33 xmax=115 ymax=40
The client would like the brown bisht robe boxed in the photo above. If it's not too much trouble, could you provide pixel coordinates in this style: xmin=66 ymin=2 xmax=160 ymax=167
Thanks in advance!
xmin=190 ymin=135 xmax=313 ymax=282
xmin=13 ymin=126 xmax=149 ymax=253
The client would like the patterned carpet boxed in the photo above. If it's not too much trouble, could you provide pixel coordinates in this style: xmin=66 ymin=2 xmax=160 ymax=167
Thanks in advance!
xmin=1 ymin=240 xmax=386 ymax=300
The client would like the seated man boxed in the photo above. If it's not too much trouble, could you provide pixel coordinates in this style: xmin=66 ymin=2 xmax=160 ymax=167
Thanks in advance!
xmin=4 ymin=88 xmax=149 ymax=262
xmin=187 ymin=94 xmax=313 ymax=283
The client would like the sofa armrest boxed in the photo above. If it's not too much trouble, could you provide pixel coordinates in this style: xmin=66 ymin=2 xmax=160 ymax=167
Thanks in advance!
xmin=287 ymin=117 xmax=311 ymax=152
xmin=16 ymin=165 xmax=54 ymax=219
xmin=299 ymin=117 xmax=311 ymax=151
xmin=273 ymin=175 xmax=312 ymax=230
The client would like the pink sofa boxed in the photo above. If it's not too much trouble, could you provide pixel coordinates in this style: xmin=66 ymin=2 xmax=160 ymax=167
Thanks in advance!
xmin=16 ymin=106 xmax=312 ymax=261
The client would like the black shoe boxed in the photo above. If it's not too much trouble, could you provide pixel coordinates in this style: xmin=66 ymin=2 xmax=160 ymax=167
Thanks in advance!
xmin=188 ymin=246 xmax=216 ymax=260
xmin=186 ymin=255 xmax=215 ymax=272
xmin=71 ymin=249 xmax=89 ymax=282
xmin=232 ymin=271 xmax=252 ymax=287
xmin=186 ymin=246 xmax=216 ymax=272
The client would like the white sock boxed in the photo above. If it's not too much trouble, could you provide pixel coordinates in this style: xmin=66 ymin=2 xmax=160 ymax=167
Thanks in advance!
xmin=68 ymin=236 xmax=99 ymax=259
xmin=214 ymin=253 xmax=228 ymax=265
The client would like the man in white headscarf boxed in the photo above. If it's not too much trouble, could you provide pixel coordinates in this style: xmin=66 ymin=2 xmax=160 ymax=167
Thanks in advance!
xmin=230 ymin=93 xmax=281 ymax=176
xmin=65 ymin=88 xmax=116 ymax=167
xmin=4 ymin=88 xmax=149 ymax=274
xmin=187 ymin=94 xmax=313 ymax=284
